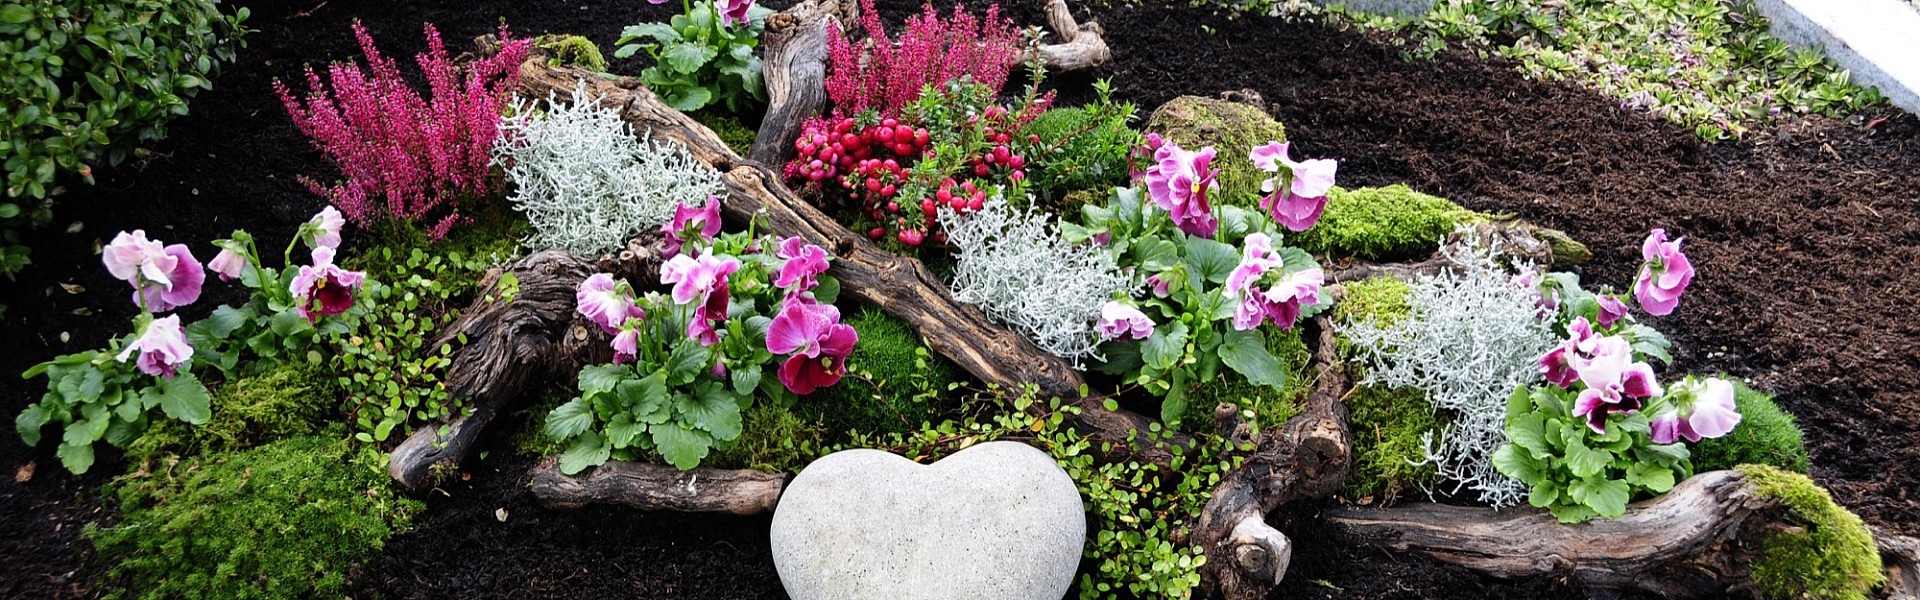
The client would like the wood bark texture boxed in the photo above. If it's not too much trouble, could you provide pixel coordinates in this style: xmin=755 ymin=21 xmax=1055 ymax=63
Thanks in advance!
xmin=1029 ymin=0 xmax=1111 ymax=71
xmin=509 ymin=57 xmax=1188 ymax=465
xmin=748 ymin=0 xmax=855 ymax=166
xmin=1323 ymin=470 xmax=1779 ymax=598
xmin=529 ymin=457 xmax=789 ymax=514
xmin=1194 ymin=317 xmax=1353 ymax=600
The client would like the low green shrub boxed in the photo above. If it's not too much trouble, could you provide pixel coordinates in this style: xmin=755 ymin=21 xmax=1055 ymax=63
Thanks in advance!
xmin=1291 ymin=185 xmax=1472 ymax=261
xmin=127 ymin=363 xmax=338 ymax=462
xmin=90 ymin=430 xmax=422 ymax=600
xmin=1738 ymin=464 xmax=1884 ymax=600
xmin=1692 ymin=382 xmax=1809 ymax=474
xmin=803 ymin=307 xmax=963 ymax=437
xmin=1024 ymin=82 xmax=1141 ymax=206
xmin=1 ymin=0 xmax=250 ymax=200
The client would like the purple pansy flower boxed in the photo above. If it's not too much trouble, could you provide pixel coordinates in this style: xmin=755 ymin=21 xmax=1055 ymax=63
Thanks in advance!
xmin=131 ymin=244 xmax=204 ymax=313
xmin=289 ymin=246 xmax=367 ymax=322
xmin=611 ymin=327 xmax=640 ymax=365
xmin=719 ymin=0 xmax=756 ymax=26
xmin=1634 ymin=229 xmax=1694 ymax=316
xmin=207 ymin=244 xmax=248 ymax=282
xmin=660 ymin=250 xmax=741 ymax=307
xmin=661 ymin=196 xmax=725 ymax=258
xmin=1538 ymin=317 xmax=1598 ymax=388
xmin=1143 ymin=141 xmax=1221 ymax=238
xmin=774 ymin=236 xmax=830 ymax=293
xmin=1596 ymin=293 xmax=1631 ymax=328
xmin=576 ymin=273 xmax=644 ymax=334
xmin=1567 ymin=336 xmax=1662 ymax=433
xmin=307 ymin=206 xmax=346 ymax=250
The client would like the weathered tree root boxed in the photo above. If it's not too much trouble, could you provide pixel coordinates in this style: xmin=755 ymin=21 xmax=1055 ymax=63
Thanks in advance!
xmin=748 ymin=0 xmax=855 ymax=166
xmin=1192 ymin=318 xmax=1352 ymax=600
xmin=1326 ymin=219 xmax=1583 ymax=283
xmin=529 ymin=457 xmax=788 ymax=514
xmin=1028 ymin=0 xmax=1110 ymax=72
xmin=1877 ymin=527 xmax=1920 ymax=600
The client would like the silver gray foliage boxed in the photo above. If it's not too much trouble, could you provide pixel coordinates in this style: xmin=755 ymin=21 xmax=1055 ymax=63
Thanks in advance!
xmin=942 ymin=197 xmax=1136 ymax=366
xmin=1339 ymin=228 xmax=1558 ymax=508
xmin=492 ymin=81 xmax=723 ymax=257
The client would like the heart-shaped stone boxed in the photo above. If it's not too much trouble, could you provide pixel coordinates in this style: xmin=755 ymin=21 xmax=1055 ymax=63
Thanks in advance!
xmin=769 ymin=441 xmax=1085 ymax=600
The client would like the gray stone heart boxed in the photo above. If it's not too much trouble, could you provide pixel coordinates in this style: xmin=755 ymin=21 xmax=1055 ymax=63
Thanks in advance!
xmin=769 ymin=441 xmax=1085 ymax=600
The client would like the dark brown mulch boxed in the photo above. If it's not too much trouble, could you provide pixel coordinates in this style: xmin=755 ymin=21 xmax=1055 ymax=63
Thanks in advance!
xmin=3 ymin=0 xmax=1917 ymax=598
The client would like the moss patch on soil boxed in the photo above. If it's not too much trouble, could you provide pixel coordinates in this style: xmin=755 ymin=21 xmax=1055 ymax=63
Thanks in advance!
xmin=1738 ymin=464 xmax=1884 ymax=600
xmin=1291 ymin=185 xmax=1473 ymax=261
xmin=1145 ymin=95 xmax=1287 ymax=206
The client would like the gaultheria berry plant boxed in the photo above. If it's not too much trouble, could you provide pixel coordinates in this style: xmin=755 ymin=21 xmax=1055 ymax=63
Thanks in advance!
xmin=824 ymin=0 xmax=1022 ymax=115
xmin=276 ymin=22 xmax=531 ymax=239
xmin=547 ymin=207 xmax=853 ymax=473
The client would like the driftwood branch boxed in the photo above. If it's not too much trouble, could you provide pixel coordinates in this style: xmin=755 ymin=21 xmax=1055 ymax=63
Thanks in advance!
xmin=1323 ymin=470 xmax=1788 ymax=598
xmin=1194 ymin=317 xmax=1352 ymax=600
xmin=1327 ymin=219 xmax=1584 ymax=283
xmin=529 ymin=457 xmax=788 ymax=514
xmin=387 ymin=238 xmax=669 ymax=491
xmin=1027 ymin=0 xmax=1110 ymax=71
xmin=509 ymin=57 xmax=1188 ymax=465
xmin=1878 ymin=527 xmax=1920 ymax=600
xmin=748 ymin=0 xmax=854 ymax=166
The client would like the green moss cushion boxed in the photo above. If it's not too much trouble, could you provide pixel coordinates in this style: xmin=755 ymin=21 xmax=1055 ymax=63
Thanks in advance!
xmin=1691 ymin=382 xmax=1810 ymax=474
xmin=801 ymin=307 xmax=962 ymax=436
xmin=1738 ymin=464 xmax=1884 ymax=600
xmin=1145 ymin=96 xmax=1288 ymax=207
xmin=1290 ymin=185 xmax=1472 ymax=261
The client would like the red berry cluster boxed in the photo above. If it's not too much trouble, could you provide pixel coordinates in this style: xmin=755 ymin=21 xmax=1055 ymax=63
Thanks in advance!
xmin=787 ymin=115 xmax=931 ymax=185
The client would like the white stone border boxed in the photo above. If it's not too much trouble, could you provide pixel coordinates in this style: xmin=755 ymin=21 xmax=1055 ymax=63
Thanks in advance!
xmin=1752 ymin=0 xmax=1920 ymax=115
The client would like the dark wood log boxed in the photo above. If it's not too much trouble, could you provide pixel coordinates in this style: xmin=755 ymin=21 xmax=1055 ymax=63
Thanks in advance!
xmin=529 ymin=457 xmax=788 ymax=514
xmin=1323 ymin=470 xmax=1777 ymax=598
xmin=1194 ymin=317 xmax=1353 ymax=600
xmin=508 ymin=57 xmax=1189 ymax=466
xmin=1877 ymin=527 xmax=1920 ymax=600
xmin=387 ymin=236 xmax=670 ymax=491
xmin=748 ymin=0 xmax=855 ymax=166
xmin=1029 ymin=0 xmax=1111 ymax=72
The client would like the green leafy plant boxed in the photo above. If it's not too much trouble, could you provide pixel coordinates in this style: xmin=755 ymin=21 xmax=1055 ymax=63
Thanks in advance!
xmin=332 ymin=247 xmax=500 ymax=444
xmin=0 ymin=196 xmax=50 ymax=281
xmin=1 ymin=0 xmax=249 ymax=200
xmin=1494 ymin=382 xmax=1691 ymax=522
xmin=615 ymin=0 xmax=773 ymax=112
xmin=1070 ymin=187 xmax=1328 ymax=427
xmin=89 ymin=430 xmax=422 ymax=600
xmin=17 ymin=343 xmax=211 ymax=474
xmin=186 ymin=222 xmax=371 ymax=377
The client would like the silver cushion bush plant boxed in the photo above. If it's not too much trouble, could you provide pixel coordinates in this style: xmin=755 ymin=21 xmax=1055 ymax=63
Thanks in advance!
xmin=1340 ymin=228 xmax=1557 ymax=508
xmin=943 ymin=196 xmax=1135 ymax=366
xmin=492 ymin=82 xmax=723 ymax=257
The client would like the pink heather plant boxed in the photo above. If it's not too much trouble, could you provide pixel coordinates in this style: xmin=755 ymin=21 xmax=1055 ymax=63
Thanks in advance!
xmin=1251 ymin=141 xmax=1338 ymax=232
xmin=824 ymin=0 xmax=1022 ymax=115
xmin=765 ymin=298 xmax=858 ymax=395
xmin=290 ymin=246 xmax=368 ymax=321
xmin=276 ymin=22 xmax=531 ymax=240
xmin=1649 ymin=376 xmax=1742 ymax=444
xmin=1634 ymin=228 xmax=1694 ymax=316
xmin=116 ymin=315 xmax=194 ymax=379
xmin=1143 ymin=141 xmax=1221 ymax=239
xmin=1095 ymin=301 xmax=1154 ymax=341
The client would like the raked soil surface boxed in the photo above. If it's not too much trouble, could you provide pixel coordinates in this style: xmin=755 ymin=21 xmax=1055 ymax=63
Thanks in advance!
xmin=2 ymin=0 xmax=1916 ymax=598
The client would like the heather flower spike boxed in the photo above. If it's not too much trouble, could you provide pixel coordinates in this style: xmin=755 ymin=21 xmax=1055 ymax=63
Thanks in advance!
xmin=1650 ymin=377 xmax=1742 ymax=444
xmin=1143 ymin=141 xmax=1220 ymax=238
xmin=765 ymin=299 xmax=858 ymax=395
xmin=662 ymin=196 xmax=724 ymax=258
xmin=1095 ymin=301 xmax=1154 ymax=341
xmin=1252 ymin=141 xmax=1338 ymax=232
xmin=289 ymin=246 xmax=367 ymax=321
xmin=116 ymin=315 xmax=194 ymax=379
xmin=1634 ymin=229 xmax=1694 ymax=316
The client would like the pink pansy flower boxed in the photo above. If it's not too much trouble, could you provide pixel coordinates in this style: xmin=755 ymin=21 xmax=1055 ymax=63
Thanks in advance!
xmin=765 ymin=300 xmax=858 ymax=395
xmin=1251 ymin=141 xmax=1338 ymax=232
xmin=719 ymin=0 xmax=755 ymax=26
xmin=661 ymin=196 xmax=725 ymax=258
xmin=610 ymin=327 xmax=640 ymax=365
xmin=1095 ymin=301 xmax=1155 ymax=341
xmin=1129 ymin=133 xmax=1167 ymax=182
xmin=1225 ymin=233 xmax=1285 ymax=296
xmin=1634 ymin=229 xmax=1694 ymax=316
xmin=660 ymin=250 xmax=741 ymax=306
xmin=131 ymin=244 xmax=205 ymax=313
xmin=774 ymin=236 xmax=830 ymax=292
xmin=1538 ymin=317 xmax=1598 ymax=388
xmin=1233 ymin=267 xmax=1323 ymax=331
xmin=1650 ymin=377 xmax=1742 ymax=444
xmin=1143 ymin=141 xmax=1220 ymax=238
xmin=576 ymin=273 xmax=644 ymax=334
xmin=1568 ymin=336 xmax=1662 ymax=433
xmin=307 ymin=206 xmax=346 ymax=249
xmin=1595 ymin=294 xmax=1630 ymax=328
xmin=116 ymin=315 xmax=194 ymax=379
xmin=207 ymin=244 xmax=249 ymax=282
xmin=686 ymin=282 xmax=731 ymax=347
xmin=1147 ymin=273 xmax=1172 ymax=298
xmin=102 ymin=230 xmax=175 ymax=288
xmin=289 ymin=246 xmax=367 ymax=321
